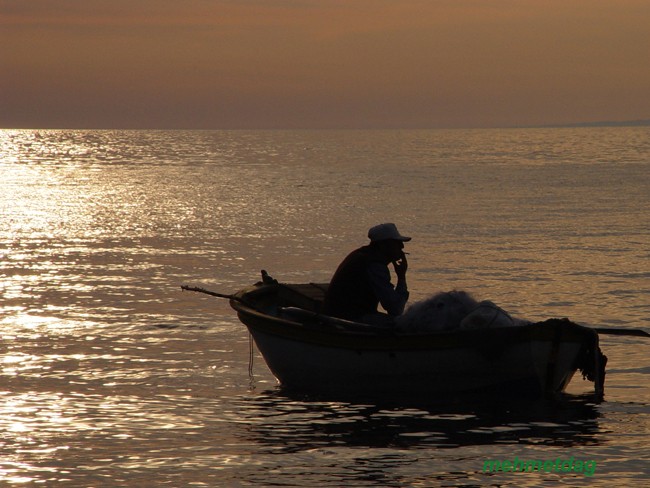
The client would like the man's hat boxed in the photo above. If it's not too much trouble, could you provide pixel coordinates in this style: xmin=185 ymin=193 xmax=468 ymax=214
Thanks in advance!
xmin=368 ymin=223 xmax=411 ymax=242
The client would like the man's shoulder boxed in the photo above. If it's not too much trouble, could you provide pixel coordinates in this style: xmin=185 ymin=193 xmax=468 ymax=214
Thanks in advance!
xmin=341 ymin=246 xmax=382 ymax=266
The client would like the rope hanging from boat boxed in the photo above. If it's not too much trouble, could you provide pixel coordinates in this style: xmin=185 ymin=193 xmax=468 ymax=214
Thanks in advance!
xmin=248 ymin=332 xmax=255 ymax=386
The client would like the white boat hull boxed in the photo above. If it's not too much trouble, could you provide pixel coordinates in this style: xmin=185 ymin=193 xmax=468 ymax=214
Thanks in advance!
xmin=230 ymin=281 xmax=605 ymax=400
xmin=250 ymin=327 xmax=582 ymax=398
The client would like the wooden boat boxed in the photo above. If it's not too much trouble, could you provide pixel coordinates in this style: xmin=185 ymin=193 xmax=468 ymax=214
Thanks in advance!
xmin=216 ymin=275 xmax=608 ymax=401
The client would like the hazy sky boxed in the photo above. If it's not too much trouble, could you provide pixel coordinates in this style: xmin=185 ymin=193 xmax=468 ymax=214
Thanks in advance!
xmin=2 ymin=0 xmax=649 ymax=129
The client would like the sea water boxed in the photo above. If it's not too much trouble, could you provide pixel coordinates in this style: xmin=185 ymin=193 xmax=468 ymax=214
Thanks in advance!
xmin=0 ymin=128 xmax=648 ymax=486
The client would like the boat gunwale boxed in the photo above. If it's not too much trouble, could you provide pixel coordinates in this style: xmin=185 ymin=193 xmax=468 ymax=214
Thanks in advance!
xmin=230 ymin=282 xmax=596 ymax=352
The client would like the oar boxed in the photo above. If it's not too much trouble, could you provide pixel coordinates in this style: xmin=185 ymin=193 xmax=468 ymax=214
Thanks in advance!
xmin=180 ymin=285 xmax=261 ymax=311
xmin=181 ymin=285 xmax=237 ymax=301
xmin=594 ymin=327 xmax=650 ymax=338
xmin=182 ymin=284 xmax=650 ymax=339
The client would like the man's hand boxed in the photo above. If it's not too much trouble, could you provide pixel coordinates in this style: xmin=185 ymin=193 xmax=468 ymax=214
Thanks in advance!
xmin=393 ymin=252 xmax=408 ymax=279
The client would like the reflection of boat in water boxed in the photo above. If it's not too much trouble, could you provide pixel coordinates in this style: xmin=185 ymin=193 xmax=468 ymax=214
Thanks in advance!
xmin=184 ymin=274 xmax=607 ymax=400
xmin=224 ymin=390 xmax=603 ymax=486
xmin=230 ymin=389 xmax=602 ymax=451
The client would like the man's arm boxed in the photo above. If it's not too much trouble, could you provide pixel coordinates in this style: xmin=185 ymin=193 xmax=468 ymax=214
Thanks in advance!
xmin=367 ymin=262 xmax=409 ymax=316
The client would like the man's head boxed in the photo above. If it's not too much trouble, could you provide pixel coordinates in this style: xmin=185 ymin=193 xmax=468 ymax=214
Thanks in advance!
xmin=368 ymin=223 xmax=410 ymax=262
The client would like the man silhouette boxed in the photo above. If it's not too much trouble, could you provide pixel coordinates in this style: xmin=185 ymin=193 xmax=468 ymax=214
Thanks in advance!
xmin=323 ymin=223 xmax=410 ymax=324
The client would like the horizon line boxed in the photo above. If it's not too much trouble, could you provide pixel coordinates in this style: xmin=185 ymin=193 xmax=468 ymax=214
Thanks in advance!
xmin=2 ymin=119 xmax=649 ymax=132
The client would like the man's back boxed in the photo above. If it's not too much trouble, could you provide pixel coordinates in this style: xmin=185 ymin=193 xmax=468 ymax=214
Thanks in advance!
xmin=322 ymin=245 xmax=379 ymax=320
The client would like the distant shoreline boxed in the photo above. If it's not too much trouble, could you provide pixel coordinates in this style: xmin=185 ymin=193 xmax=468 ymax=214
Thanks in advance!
xmin=532 ymin=119 xmax=650 ymax=129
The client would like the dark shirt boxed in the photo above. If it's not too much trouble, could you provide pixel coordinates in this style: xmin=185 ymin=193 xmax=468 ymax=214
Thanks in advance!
xmin=323 ymin=245 xmax=408 ymax=321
